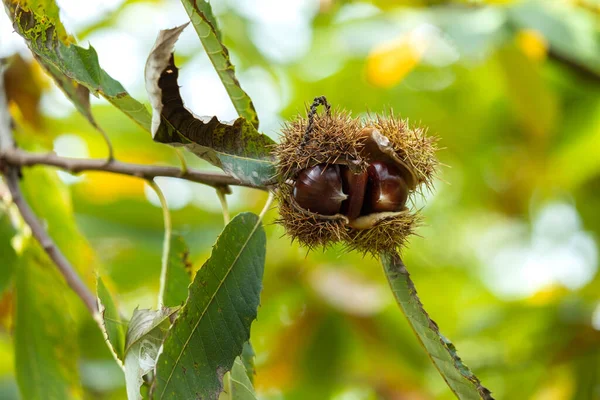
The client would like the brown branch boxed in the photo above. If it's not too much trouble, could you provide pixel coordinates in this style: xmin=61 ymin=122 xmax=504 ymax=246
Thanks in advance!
xmin=0 ymin=62 xmax=269 ymax=317
xmin=0 ymin=148 xmax=268 ymax=190
xmin=0 ymin=64 xmax=98 ymax=314
xmin=3 ymin=167 xmax=98 ymax=314
xmin=0 ymin=147 xmax=269 ymax=316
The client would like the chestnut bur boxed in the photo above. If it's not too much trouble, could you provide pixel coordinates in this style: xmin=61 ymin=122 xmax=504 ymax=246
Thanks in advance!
xmin=293 ymin=161 xmax=409 ymax=220
xmin=274 ymin=103 xmax=438 ymax=252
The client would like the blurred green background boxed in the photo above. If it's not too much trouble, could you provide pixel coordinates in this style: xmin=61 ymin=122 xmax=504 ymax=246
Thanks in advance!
xmin=2 ymin=0 xmax=600 ymax=398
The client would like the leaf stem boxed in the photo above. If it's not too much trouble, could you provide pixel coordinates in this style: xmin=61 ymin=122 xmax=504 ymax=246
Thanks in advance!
xmin=216 ymin=188 xmax=230 ymax=225
xmin=149 ymin=180 xmax=172 ymax=308
xmin=259 ymin=191 xmax=275 ymax=221
xmin=97 ymin=125 xmax=115 ymax=162
xmin=173 ymin=148 xmax=188 ymax=175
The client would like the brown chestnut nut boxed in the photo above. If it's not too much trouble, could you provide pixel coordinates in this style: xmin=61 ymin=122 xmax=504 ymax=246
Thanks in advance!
xmin=363 ymin=161 xmax=408 ymax=213
xmin=293 ymin=164 xmax=347 ymax=215
xmin=341 ymin=167 xmax=368 ymax=220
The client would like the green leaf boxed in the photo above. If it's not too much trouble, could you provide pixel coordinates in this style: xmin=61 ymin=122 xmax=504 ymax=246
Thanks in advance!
xmin=20 ymin=166 xmax=95 ymax=284
xmin=180 ymin=0 xmax=259 ymax=128
xmin=0 ymin=208 xmax=17 ymax=296
xmin=97 ymin=277 xmax=126 ymax=362
xmin=154 ymin=212 xmax=266 ymax=400
xmin=240 ymin=342 xmax=256 ymax=385
xmin=15 ymin=247 xmax=83 ymax=399
xmin=3 ymin=0 xmax=153 ymax=131
xmin=229 ymin=357 xmax=258 ymax=400
xmin=124 ymin=308 xmax=178 ymax=400
xmin=380 ymin=251 xmax=493 ymax=400
xmin=145 ymin=25 xmax=276 ymax=187
xmin=2 ymin=0 xmax=101 ymax=134
xmin=162 ymin=233 xmax=192 ymax=308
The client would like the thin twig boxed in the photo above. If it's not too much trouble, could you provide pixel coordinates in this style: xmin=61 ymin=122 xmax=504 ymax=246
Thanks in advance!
xmin=4 ymin=168 xmax=98 ymax=314
xmin=150 ymin=180 xmax=172 ymax=308
xmin=0 ymin=147 xmax=267 ymax=190
xmin=0 ymin=63 xmax=98 ymax=315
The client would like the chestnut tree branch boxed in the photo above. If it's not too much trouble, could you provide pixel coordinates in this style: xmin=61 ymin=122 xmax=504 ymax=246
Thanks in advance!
xmin=0 ymin=147 xmax=268 ymax=190
xmin=3 ymin=168 xmax=99 ymax=315
xmin=0 ymin=65 xmax=98 ymax=315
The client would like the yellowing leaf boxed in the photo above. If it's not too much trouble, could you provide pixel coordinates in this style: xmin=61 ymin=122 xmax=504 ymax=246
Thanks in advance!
xmin=4 ymin=54 xmax=47 ymax=129
xmin=366 ymin=31 xmax=427 ymax=88
xmin=516 ymin=29 xmax=548 ymax=62
xmin=15 ymin=247 xmax=84 ymax=399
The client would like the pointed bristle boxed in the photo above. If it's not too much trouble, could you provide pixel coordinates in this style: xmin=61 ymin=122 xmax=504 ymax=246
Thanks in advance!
xmin=274 ymin=185 xmax=349 ymax=249
xmin=345 ymin=212 xmax=421 ymax=255
xmin=368 ymin=113 xmax=439 ymax=190
xmin=273 ymin=109 xmax=367 ymax=181
xmin=273 ymin=107 xmax=438 ymax=253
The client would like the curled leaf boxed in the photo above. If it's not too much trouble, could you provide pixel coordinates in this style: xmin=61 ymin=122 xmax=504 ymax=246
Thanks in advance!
xmin=124 ymin=308 xmax=178 ymax=400
xmin=144 ymin=25 xmax=276 ymax=187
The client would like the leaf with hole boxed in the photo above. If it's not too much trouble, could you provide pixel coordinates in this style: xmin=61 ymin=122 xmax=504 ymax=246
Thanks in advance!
xmin=153 ymin=212 xmax=266 ymax=400
xmin=145 ymin=25 xmax=276 ymax=187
